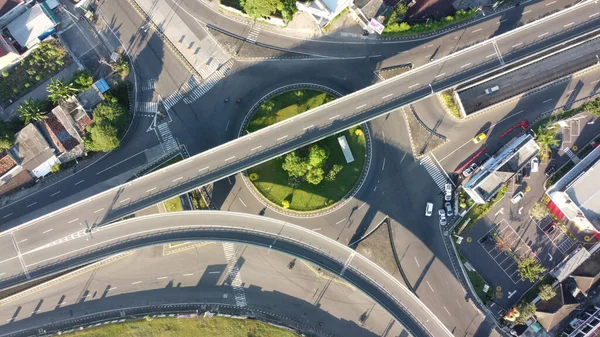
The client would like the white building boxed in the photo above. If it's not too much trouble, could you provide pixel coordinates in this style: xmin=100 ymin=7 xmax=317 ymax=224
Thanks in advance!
xmin=296 ymin=0 xmax=353 ymax=26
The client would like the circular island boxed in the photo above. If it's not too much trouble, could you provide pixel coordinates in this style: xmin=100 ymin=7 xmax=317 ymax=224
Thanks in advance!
xmin=243 ymin=87 xmax=369 ymax=213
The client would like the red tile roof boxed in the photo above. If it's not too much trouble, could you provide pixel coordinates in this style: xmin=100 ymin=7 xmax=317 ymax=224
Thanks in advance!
xmin=41 ymin=113 xmax=79 ymax=153
xmin=0 ymin=150 xmax=16 ymax=176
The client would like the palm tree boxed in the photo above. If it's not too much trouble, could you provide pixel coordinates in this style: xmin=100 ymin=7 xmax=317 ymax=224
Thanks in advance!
xmin=18 ymin=99 xmax=47 ymax=125
xmin=47 ymin=79 xmax=78 ymax=104
xmin=535 ymin=126 xmax=560 ymax=155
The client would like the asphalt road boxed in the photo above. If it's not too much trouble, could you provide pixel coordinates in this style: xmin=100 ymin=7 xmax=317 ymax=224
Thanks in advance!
xmin=0 ymin=211 xmax=452 ymax=337
xmin=0 ymin=244 xmax=406 ymax=337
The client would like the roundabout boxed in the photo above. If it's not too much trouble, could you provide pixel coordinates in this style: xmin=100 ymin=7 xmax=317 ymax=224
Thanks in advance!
xmin=239 ymin=85 xmax=372 ymax=214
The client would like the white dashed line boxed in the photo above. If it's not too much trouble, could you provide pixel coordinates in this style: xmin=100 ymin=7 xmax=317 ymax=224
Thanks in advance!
xmin=590 ymin=12 xmax=599 ymax=18
xmin=74 ymin=180 xmax=85 ymax=186
xmin=68 ymin=218 xmax=79 ymax=224
xmin=172 ymin=177 xmax=183 ymax=182
xmin=426 ymin=281 xmax=435 ymax=292
xmin=356 ymin=104 xmax=366 ymax=109
xmin=18 ymin=239 xmax=27 ymax=243
xmin=512 ymin=42 xmax=523 ymax=48
xmin=224 ymin=156 xmax=236 ymax=162
xmin=303 ymin=125 xmax=314 ymax=130
xmin=564 ymin=22 xmax=574 ymax=28
xmin=538 ymin=32 xmax=549 ymax=38
xmin=471 ymin=28 xmax=482 ymax=33
xmin=336 ymin=218 xmax=346 ymax=225
xmin=2 ymin=213 xmax=12 ymax=219
xmin=545 ymin=1 xmax=556 ymax=5
xmin=277 ymin=135 xmax=288 ymax=141
xmin=523 ymin=10 xmax=531 ymax=14
xmin=444 ymin=306 xmax=452 ymax=316
xmin=312 ymin=228 xmax=321 ymax=231
xmin=434 ymin=73 xmax=446 ymax=78
xmin=120 ymin=198 xmax=130 ymax=203
xmin=382 ymin=94 xmax=393 ymax=99
xmin=408 ymin=83 xmax=420 ymax=89
xmin=42 ymin=228 xmax=54 ymax=234
xmin=132 ymin=281 xmax=142 ymax=284
xmin=26 ymin=202 xmax=37 ymax=208
xmin=358 ymin=202 xmax=367 ymax=210
xmin=146 ymin=187 xmax=157 ymax=193
xmin=543 ymin=99 xmax=553 ymax=103
xmin=157 ymin=277 xmax=168 ymax=280
xmin=93 ymin=208 xmax=105 ymax=214
xmin=199 ymin=166 xmax=209 ymax=172
xmin=50 ymin=191 xmax=61 ymax=196
xmin=414 ymin=256 xmax=420 ymax=267
xmin=461 ymin=63 xmax=472 ymax=68
xmin=382 ymin=158 xmax=386 ymax=171
xmin=486 ymin=54 xmax=496 ymax=58
xmin=251 ymin=146 xmax=262 ymax=151
xmin=183 ymin=273 xmax=194 ymax=276
xmin=238 ymin=198 xmax=247 ymax=207
xmin=329 ymin=114 xmax=340 ymax=120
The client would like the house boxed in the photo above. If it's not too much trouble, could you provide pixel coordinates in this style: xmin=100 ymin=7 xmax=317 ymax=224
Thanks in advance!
xmin=535 ymin=282 xmax=580 ymax=332
xmin=60 ymin=97 xmax=94 ymax=135
xmin=0 ymin=29 xmax=17 ymax=69
xmin=0 ymin=150 xmax=33 ymax=195
xmin=9 ymin=123 xmax=59 ymax=178
xmin=6 ymin=3 xmax=56 ymax=49
xmin=37 ymin=105 xmax=85 ymax=162
xmin=0 ymin=0 xmax=30 ymax=28
xmin=562 ymin=305 xmax=600 ymax=337
xmin=568 ymin=251 xmax=600 ymax=297
xmin=296 ymin=0 xmax=353 ymax=26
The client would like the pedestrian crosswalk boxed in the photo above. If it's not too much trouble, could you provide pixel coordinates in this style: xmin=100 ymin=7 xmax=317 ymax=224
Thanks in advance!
xmin=246 ymin=24 xmax=260 ymax=43
xmin=222 ymin=243 xmax=247 ymax=307
xmin=563 ymin=148 xmax=580 ymax=164
xmin=162 ymin=76 xmax=201 ymax=110
xmin=183 ymin=60 xmax=233 ymax=104
xmin=156 ymin=122 xmax=178 ymax=153
xmin=141 ymin=79 xmax=155 ymax=91
xmin=138 ymin=101 xmax=158 ymax=113
xmin=197 ymin=53 xmax=230 ymax=79
xmin=420 ymin=155 xmax=448 ymax=191
xmin=557 ymin=236 xmax=576 ymax=254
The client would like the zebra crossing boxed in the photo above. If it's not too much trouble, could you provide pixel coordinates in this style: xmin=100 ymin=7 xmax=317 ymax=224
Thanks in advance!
xmin=138 ymin=101 xmax=158 ymax=113
xmin=222 ymin=243 xmax=247 ymax=307
xmin=141 ymin=79 xmax=155 ymax=91
xmin=156 ymin=122 xmax=178 ymax=153
xmin=183 ymin=60 xmax=233 ymax=104
xmin=563 ymin=147 xmax=580 ymax=164
xmin=246 ymin=24 xmax=260 ymax=43
xmin=420 ymin=155 xmax=449 ymax=191
xmin=162 ymin=76 xmax=201 ymax=110
xmin=198 ymin=53 xmax=230 ymax=79
xmin=557 ymin=236 xmax=576 ymax=254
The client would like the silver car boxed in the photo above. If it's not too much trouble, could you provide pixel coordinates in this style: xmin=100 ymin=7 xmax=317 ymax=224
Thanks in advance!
xmin=445 ymin=202 xmax=453 ymax=217
xmin=438 ymin=209 xmax=447 ymax=226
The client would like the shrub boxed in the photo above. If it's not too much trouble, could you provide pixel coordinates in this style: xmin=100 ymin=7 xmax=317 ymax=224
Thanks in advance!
xmin=518 ymin=256 xmax=546 ymax=282
xmin=441 ymin=92 xmax=462 ymax=118
xmin=538 ymin=284 xmax=557 ymax=301
xmin=249 ymin=172 xmax=259 ymax=181
xmin=515 ymin=302 xmax=536 ymax=324
xmin=282 ymin=200 xmax=290 ymax=209
xmin=354 ymin=129 xmax=364 ymax=137
xmin=50 ymin=163 xmax=60 ymax=173
xmin=1 ymin=71 xmax=8 ymax=77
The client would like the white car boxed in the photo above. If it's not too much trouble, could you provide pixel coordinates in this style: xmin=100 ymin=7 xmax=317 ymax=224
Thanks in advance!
xmin=444 ymin=183 xmax=453 ymax=201
xmin=438 ymin=209 xmax=447 ymax=226
xmin=425 ymin=202 xmax=433 ymax=217
xmin=531 ymin=157 xmax=539 ymax=173
xmin=462 ymin=163 xmax=479 ymax=177
xmin=445 ymin=202 xmax=453 ymax=217
xmin=511 ymin=191 xmax=525 ymax=204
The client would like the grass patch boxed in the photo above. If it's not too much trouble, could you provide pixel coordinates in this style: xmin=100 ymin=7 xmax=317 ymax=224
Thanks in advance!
xmin=383 ymin=9 xmax=477 ymax=35
xmin=164 ymin=196 xmax=184 ymax=212
xmin=156 ymin=154 xmax=184 ymax=170
xmin=456 ymin=185 xmax=507 ymax=234
xmin=466 ymin=269 xmax=494 ymax=305
xmin=246 ymin=90 xmax=367 ymax=212
xmin=189 ymin=190 xmax=208 ymax=210
xmin=67 ymin=316 xmax=300 ymax=337
xmin=0 ymin=40 xmax=71 ymax=105
xmin=440 ymin=92 xmax=462 ymax=119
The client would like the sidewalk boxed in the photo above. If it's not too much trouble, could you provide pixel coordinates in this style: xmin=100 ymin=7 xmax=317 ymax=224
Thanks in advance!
xmin=0 ymin=63 xmax=79 ymax=122
xmin=133 ymin=0 xmax=230 ymax=79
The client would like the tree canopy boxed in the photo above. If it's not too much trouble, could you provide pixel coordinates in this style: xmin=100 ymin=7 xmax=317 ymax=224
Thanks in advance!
xmin=534 ymin=126 xmax=560 ymax=155
xmin=243 ymin=0 xmax=280 ymax=18
xmin=18 ymin=99 xmax=46 ymax=125
xmin=84 ymin=102 xmax=128 ymax=153
xmin=518 ymin=256 xmax=547 ymax=282
xmin=47 ymin=79 xmax=78 ymax=104
xmin=515 ymin=302 xmax=536 ymax=324
xmin=538 ymin=284 xmax=557 ymax=301
xmin=281 ymin=144 xmax=336 ymax=185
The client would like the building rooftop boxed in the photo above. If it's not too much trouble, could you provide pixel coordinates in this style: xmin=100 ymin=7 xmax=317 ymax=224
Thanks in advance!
xmin=0 ymin=150 xmax=16 ymax=176
xmin=571 ymin=251 xmax=600 ymax=295
xmin=536 ymin=283 xmax=579 ymax=332
xmin=7 ymin=4 xmax=54 ymax=49
xmin=565 ymin=158 xmax=600 ymax=226
xmin=38 ymin=106 xmax=81 ymax=153
xmin=551 ymin=247 xmax=592 ymax=282
xmin=9 ymin=123 xmax=55 ymax=173
xmin=0 ymin=0 xmax=22 ymax=17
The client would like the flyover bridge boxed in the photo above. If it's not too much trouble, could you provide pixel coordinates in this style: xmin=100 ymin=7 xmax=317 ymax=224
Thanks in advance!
xmin=0 ymin=212 xmax=452 ymax=337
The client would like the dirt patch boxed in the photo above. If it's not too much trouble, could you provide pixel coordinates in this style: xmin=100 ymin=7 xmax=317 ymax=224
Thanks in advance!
xmin=403 ymin=106 xmax=446 ymax=158
xmin=356 ymin=222 xmax=399 ymax=278
xmin=407 ymin=0 xmax=457 ymax=20
xmin=377 ymin=64 xmax=412 ymax=80
xmin=208 ymin=26 xmax=308 ymax=59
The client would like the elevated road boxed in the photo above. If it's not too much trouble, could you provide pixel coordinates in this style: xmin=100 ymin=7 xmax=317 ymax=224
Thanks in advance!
xmin=0 ymin=212 xmax=451 ymax=337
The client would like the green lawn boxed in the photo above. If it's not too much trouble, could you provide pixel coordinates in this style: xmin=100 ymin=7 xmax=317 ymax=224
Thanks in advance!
xmin=246 ymin=90 xmax=367 ymax=212
xmin=66 ymin=316 xmax=300 ymax=337
xmin=164 ymin=196 xmax=183 ymax=212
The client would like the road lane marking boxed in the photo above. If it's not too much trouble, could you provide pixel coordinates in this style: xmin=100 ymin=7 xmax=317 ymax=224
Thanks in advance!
xmin=591 ymin=80 xmax=600 ymax=84
xmin=414 ymin=256 xmax=420 ymax=267
xmin=108 ymin=287 xmax=117 ymax=291
xmin=498 ymin=19 xmax=506 ymax=23
xmin=434 ymin=73 xmax=446 ymax=78
xmin=382 ymin=158 xmax=386 ymax=171
xmin=18 ymin=239 xmax=27 ymax=243
xmin=329 ymin=114 xmax=340 ymax=120
xmin=408 ymin=83 xmax=420 ymax=88
xmin=157 ymin=276 xmax=168 ymax=280
xmin=460 ymin=63 xmax=471 ymax=68
xmin=132 ymin=281 xmax=142 ymax=284
xmin=523 ymin=10 xmax=531 ymax=14
xmin=356 ymin=104 xmax=366 ymax=109
xmin=120 ymin=198 xmax=130 ymax=203
xmin=543 ymin=98 xmax=553 ymax=103
xmin=68 ymin=218 xmax=79 ymax=224
xmin=358 ymin=202 xmax=367 ymax=210
xmin=471 ymin=28 xmax=482 ymax=33
xmin=172 ymin=177 xmax=183 ymax=182
xmin=336 ymin=218 xmax=346 ymax=225
xmin=303 ymin=125 xmax=314 ymax=130
xmin=382 ymin=94 xmax=393 ymax=99
xmin=74 ymin=180 xmax=85 ymax=185
xmin=277 ymin=135 xmax=288 ymax=141
xmin=2 ymin=213 xmax=12 ymax=218
xmin=42 ymin=228 xmax=54 ymax=234
xmin=444 ymin=306 xmax=452 ymax=316
xmin=27 ymin=202 xmax=37 ymax=208
xmin=426 ymin=281 xmax=435 ymax=292
xmin=312 ymin=228 xmax=321 ymax=231
xmin=426 ymin=44 xmax=434 ymax=48
xmin=146 ymin=187 xmax=157 ymax=193
xmin=251 ymin=146 xmax=262 ymax=151
xmin=545 ymin=1 xmax=556 ymax=5
xmin=183 ymin=273 xmax=194 ymax=276
xmin=512 ymin=42 xmax=523 ymax=48
xmin=590 ymin=12 xmax=599 ymax=18
xmin=456 ymin=300 xmax=462 ymax=308
xmin=50 ymin=191 xmax=61 ymax=196
xmin=224 ymin=156 xmax=236 ymax=162
xmin=93 ymin=208 xmax=105 ymax=214
xmin=225 ymin=120 xmax=230 ymax=131
xmin=199 ymin=166 xmax=209 ymax=172
xmin=238 ymin=198 xmax=247 ymax=207
xmin=538 ymin=32 xmax=549 ymax=38
xmin=564 ymin=22 xmax=574 ymax=28
xmin=486 ymin=54 xmax=496 ymax=58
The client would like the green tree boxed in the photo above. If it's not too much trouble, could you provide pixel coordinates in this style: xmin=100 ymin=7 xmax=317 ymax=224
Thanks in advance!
xmin=112 ymin=55 xmax=130 ymax=78
xmin=515 ymin=302 xmax=536 ymax=324
xmin=583 ymin=97 xmax=600 ymax=116
xmin=530 ymin=202 xmax=549 ymax=220
xmin=50 ymin=163 xmax=60 ymax=173
xmin=534 ymin=126 xmax=559 ymax=155
xmin=18 ymin=99 xmax=46 ymax=125
xmin=47 ymin=79 xmax=78 ymax=104
xmin=93 ymin=103 xmax=128 ymax=129
xmin=325 ymin=164 xmax=344 ymax=182
xmin=0 ymin=121 xmax=16 ymax=150
xmin=308 ymin=144 xmax=328 ymax=168
xmin=243 ymin=0 xmax=279 ymax=18
xmin=518 ymin=256 xmax=547 ymax=282
xmin=278 ymin=0 xmax=298 ymax=21
xmin=306 ymin=167 xmax=324 ymax=185
xmin=84 ymin=123 xmax=120 ymax=152
xmin=282 ymin=151 xmax=309 ymax=178
xmin=73 ymin=70 xmax=93 ymax=91
xmin=538 ymin=284 xmax=557 ymax=301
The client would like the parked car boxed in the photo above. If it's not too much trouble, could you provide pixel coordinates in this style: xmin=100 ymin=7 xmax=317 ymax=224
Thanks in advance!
xmin=462 ymin=163 xmax=479 ymax=177
xmin=425 ymin=202 xmax=433 ymax=217
xmin=445 ymin=202 xmax=453 ymax=217
xmin=438 ymin=209 xmax=447 ymax=226
xmin=473 ymin=132 xmax=487 ymax=144
xmin=543 ymin=221 xmax=557 ymax=234
xmin=511 ymin=191 xmax=525 ymax=204
xmin=531 ymin=157 xmax=539 ymax=173
xmin=545 ymin=165 xmax=556 ymax=176
xmin=444 ymin=183 xmax=453 ymax=201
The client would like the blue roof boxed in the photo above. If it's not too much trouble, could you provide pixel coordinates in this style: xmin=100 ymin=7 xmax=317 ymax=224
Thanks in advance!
xmin=94 ymin=78 xmax=110 ymax=93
